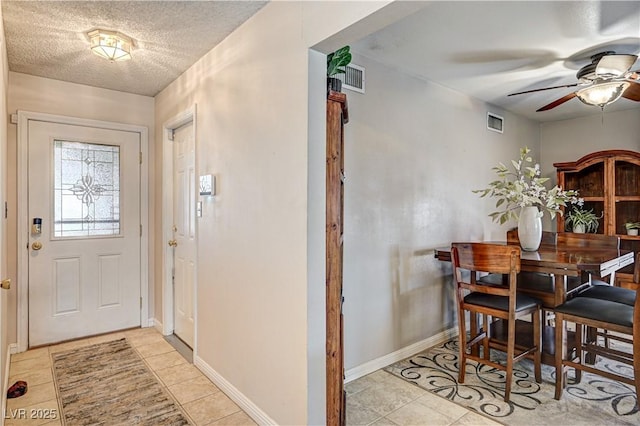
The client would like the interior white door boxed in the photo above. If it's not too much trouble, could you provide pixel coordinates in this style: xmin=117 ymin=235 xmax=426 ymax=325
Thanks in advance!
xmin=28 ymin=120 xmax=141 ymax=346
xmin=172 ymin=122 xmax=196 ymax=348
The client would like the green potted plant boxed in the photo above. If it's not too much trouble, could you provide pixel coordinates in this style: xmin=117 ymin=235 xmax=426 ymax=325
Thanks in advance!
xmin=624 ymin=221 xmax=640 ymax=236
xmin=327 ymin=46 xmax=351 ymax=94
xmin=564 ymin=207 xmax=603 ymax=233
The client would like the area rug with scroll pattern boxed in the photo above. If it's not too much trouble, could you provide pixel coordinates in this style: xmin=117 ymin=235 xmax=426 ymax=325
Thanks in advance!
xmin=52 ymin=338 xmax=190 ymax=425
xmin=384 ymin=339 xmax=640 ymax=425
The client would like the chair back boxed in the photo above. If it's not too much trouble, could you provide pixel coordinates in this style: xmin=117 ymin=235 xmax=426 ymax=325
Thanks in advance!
xmin=507 ymin=228 xmax=557 ymax=247
xmin=451 ymin=242 xmax=521 ymax=297
xmin=556 ymin=232 xmax=619 ymax=249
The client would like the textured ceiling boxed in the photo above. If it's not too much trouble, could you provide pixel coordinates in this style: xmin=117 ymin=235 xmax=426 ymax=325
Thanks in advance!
xmin=1 ymin=1 xmax=267 ymax=97
xmin=3 ymin=1 xmax=639 ymax=122
xmin=353 ymin=1 xmax=640 ymax=122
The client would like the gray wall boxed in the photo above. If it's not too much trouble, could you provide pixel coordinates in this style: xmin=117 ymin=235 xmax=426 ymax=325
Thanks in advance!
xmin=342 ymin=53 xmax=540 ymax=370
xmin=540 ymin=108 xmax=640 ymax=176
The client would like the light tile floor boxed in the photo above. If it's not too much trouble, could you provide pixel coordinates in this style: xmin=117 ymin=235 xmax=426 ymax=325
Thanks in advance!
xmin=4 ymin=328 xmax=256 ymax=426
xmin=346 ymin=370 xmax=502 ymax=426
xmin=7 ymin=329 xmax=505 ymax=426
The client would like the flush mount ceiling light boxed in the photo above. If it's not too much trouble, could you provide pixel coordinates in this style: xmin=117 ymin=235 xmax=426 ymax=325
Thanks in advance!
xmin=576 ymin=81 xmax=630 ymax=108
xmin=88 ymin=29 xmax=133 ymax=62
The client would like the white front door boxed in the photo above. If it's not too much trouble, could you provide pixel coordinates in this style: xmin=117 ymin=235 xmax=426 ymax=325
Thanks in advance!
xmin=171 ymin=122 xmax=196 ymax=348
xmin=28 ymin=120 xmax=141 ymax=346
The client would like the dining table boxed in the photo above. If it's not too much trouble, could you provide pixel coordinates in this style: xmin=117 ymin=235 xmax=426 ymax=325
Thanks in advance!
xmin=435 ymin=239 xmax=635 ymax=364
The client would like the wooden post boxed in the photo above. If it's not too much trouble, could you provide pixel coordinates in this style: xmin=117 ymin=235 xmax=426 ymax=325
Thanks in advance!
xmin=326 ymin=91 xmax=347 ymax=426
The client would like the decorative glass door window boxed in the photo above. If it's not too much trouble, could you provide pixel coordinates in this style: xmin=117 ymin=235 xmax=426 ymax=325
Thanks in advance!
xmin=53 ymin=140 xmax=121 ymax=237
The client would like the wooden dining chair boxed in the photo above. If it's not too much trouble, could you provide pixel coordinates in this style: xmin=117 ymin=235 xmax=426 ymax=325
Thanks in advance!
xmin=452 ymin=242 xmax=543 ymax=402
xmin=554 ymin=252 xmax=640 ymax=408
xmin=556 ymin=232 xmax=622 ymax=350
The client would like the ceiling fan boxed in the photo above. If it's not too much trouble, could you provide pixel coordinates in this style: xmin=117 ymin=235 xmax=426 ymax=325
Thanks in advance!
xmin=508 ymin=51 xmax=640 ymax=111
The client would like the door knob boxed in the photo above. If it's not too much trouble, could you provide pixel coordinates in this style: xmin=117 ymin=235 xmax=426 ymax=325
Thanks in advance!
xmin=168 ymin=239 xmax=178 ymax=247
xmin=31 ymin=241 xmax=43 ymax=251
xmin=1 ymin=279 xmax=10 ymax=290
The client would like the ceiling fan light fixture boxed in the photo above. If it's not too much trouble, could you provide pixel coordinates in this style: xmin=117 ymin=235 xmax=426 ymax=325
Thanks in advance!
xmin=88 ymin=29 xmax=133 ymax=62
xmin=576 ymin=81 xmax=630 ymax=107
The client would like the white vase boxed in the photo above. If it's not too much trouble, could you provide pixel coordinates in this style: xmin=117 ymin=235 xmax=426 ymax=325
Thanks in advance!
xmin=517 ymin=206 xmax=542 ymax=251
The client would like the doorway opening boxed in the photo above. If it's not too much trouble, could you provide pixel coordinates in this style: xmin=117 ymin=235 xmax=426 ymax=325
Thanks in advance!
xmin=162 ymin=105 xmax=198 ymax=353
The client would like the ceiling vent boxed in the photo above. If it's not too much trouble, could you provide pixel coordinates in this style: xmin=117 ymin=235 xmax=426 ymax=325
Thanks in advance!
xmin=487 ymin=112 xmax=504 ymax=133
xmin=336 ymin=63 xmax=365 ymax=93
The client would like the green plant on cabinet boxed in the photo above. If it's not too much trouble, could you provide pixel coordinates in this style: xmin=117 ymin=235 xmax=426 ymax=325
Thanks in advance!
xmin=327 ymin=46 xmax=352 ymax=94
xmin=625 ymin=221 xmax=640 ymax=236
xmin=327 ymin=46 xmax=352 ymax=77
xmin=565 ymin=207 xmax=603 ymax=233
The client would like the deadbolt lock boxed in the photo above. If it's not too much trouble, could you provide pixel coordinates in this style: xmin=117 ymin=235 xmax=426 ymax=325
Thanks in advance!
xmin=168 ymin=239 xmax=178 ymax=247
xmin=1 ymin=279 xmax=10 ymax=290
xmin=31 ymin=241 xmax=43 ymax=251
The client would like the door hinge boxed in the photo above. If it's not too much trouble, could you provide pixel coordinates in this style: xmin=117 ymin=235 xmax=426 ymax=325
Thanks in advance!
xmin=140 ymin=297 xmax=142 ymax=309
xmin=168 ymin=129 xmax=175 ymax=141
xmin=139 ymin=152 xmax=143 ymax=164
xmin=140 ymin=224 xmax=142 ymax=237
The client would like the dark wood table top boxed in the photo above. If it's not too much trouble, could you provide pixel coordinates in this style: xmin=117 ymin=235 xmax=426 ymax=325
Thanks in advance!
xmin=434 ymin=242 xmax=634 ymax=277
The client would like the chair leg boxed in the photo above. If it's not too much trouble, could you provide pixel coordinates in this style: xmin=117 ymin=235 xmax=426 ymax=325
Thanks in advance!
xmin=533 ymin=309 xmax=542 ymax=383
xmin=470 ymin=312 xmax=479 ymax=357
xmin=554 ymin=312 xmax=565 ymax=400
xmin=633 ymin=335 xmax=640 ymax=412
xmin=574 ymin=323 xmax=583 ymax=384
xmin=584 ymin=325 xmax=597 ymax=365
xmin=458 ymin=308 xmax=467 ymax=384
xmin=482 ymin=313 xmax=490 ymax=360
xmin=504 ymin=318 xmax=515 ymax=402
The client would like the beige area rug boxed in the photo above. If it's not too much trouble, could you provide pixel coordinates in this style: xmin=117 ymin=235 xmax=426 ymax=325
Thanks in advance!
xmin=52 ymin=338 xmax=190 ymax=425
xmin=385 ymin=339 xmax=640 ymax=426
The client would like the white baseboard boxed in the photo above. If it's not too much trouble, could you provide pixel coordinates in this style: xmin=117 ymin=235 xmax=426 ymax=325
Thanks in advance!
xmin=194 ymin=356 xmax=276 ymax=425
xmin=344 ymin=327 xmax=458 ymax=383
xmin=152 ymin=318 xmax=163 ymax=333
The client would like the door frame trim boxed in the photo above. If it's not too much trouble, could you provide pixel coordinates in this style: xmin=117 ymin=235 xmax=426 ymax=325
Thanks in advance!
xmin=17 ymin=111 xmax=150 ymax=352
xmin=161 ymin=105 xmax=198 ymax=353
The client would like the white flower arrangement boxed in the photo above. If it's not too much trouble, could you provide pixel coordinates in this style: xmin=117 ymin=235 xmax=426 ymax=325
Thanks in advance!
xmin=474 ymin=147 xmax=583 ymax=224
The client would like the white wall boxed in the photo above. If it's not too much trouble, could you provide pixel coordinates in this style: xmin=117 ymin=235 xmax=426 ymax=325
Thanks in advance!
xmin=6 ymin=72 xmax=155 ymax=345
xmin=154 ymin=1 xmax=401 ymax=424
xmin=0 ymin=4 xmax=10 ymax=411
xmin=342 ymin=53 xmax=540 ymax=369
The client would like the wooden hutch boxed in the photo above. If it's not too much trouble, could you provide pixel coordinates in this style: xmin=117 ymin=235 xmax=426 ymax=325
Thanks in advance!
xmin=555 ymin=150 xmax=640 ymax=285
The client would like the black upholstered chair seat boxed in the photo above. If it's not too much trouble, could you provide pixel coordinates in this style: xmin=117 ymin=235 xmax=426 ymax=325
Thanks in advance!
xmin=464 ymin=292 xmax=541 ymax=312
xmin=554 ymin=297 xmax=633 ymax=328
xmin=577 ymin=285 xmax=636 ymax=306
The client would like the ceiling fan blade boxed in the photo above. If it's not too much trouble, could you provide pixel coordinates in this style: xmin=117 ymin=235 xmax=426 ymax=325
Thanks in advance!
xmin=508 ymin=83 xmax=578 ymax=96
xmin=622 ymin=81 xmax=640 ymax=101
xmin=537 ymin=92 xmax=577 ymax=112
xmin=596 ymin=54 xmax=638 ymax=77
